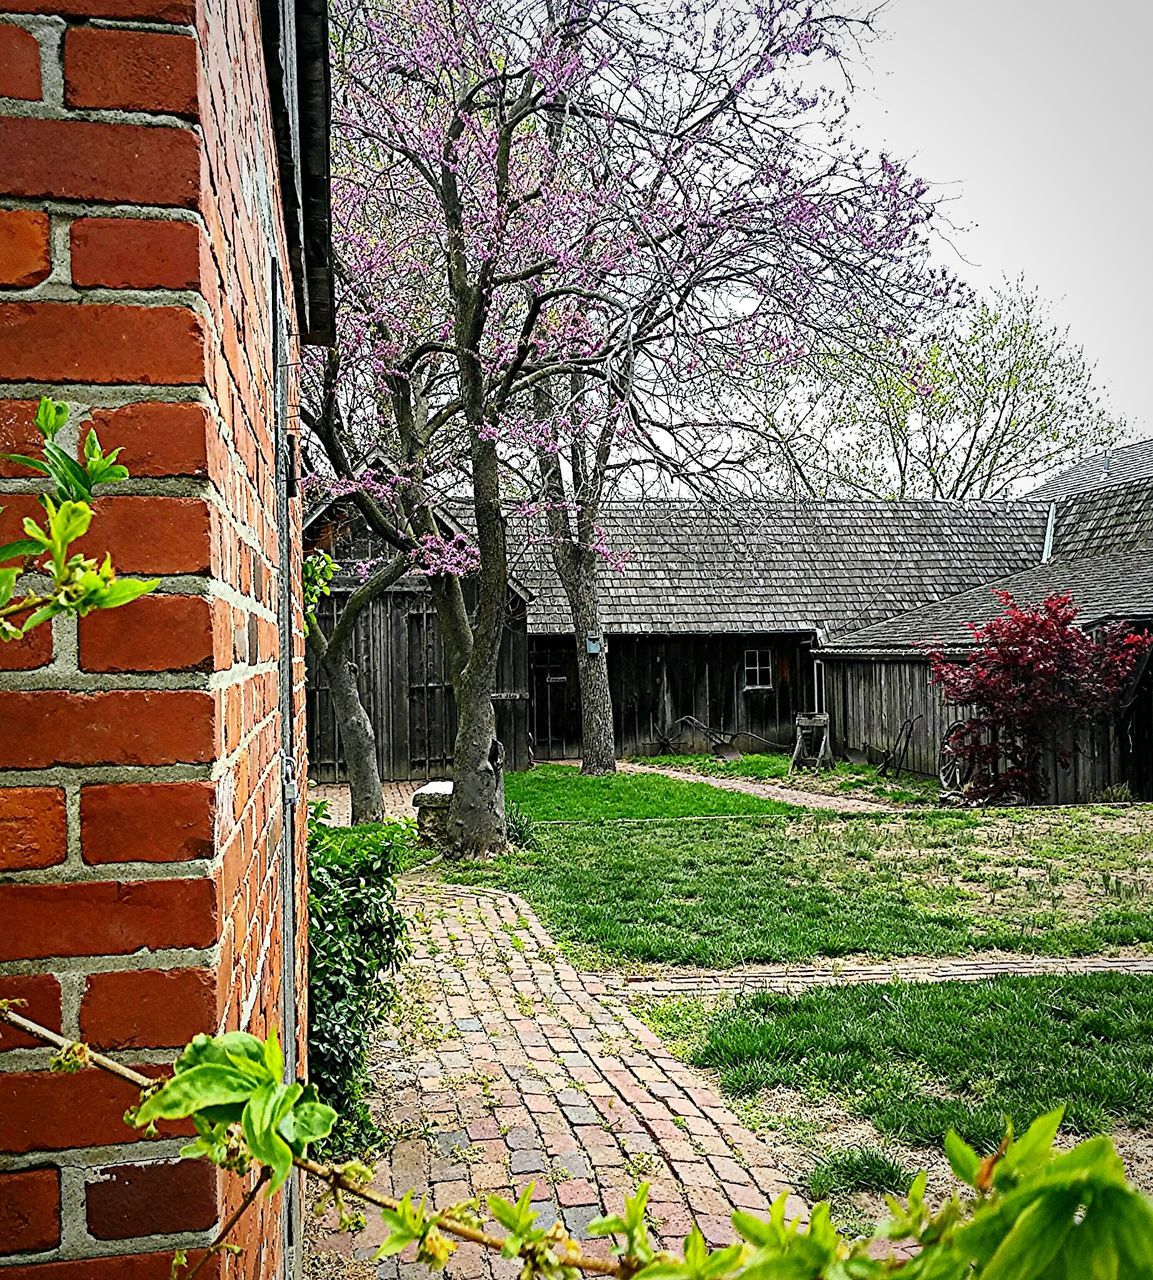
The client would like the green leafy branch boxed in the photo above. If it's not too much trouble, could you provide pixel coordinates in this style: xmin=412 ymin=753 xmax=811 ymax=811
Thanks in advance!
xmin=130 ymin=1029 xmax=337 ymax=1193
xmin=303 ymin=549 xmax=339 ymax=628
xmin=0 ymin=396 xmax=158 ymax=638
xmin=2 ymin=1005 xmax=1153 ymax=1280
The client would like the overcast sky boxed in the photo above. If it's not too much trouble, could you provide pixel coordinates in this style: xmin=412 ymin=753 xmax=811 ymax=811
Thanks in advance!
xmin=847 ymin=0 xmax=1151 ymax=436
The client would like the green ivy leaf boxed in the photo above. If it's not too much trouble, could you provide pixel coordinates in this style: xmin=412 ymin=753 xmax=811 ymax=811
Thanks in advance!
xmin=97 ymin=578 xmax=161 ymax=610
xmin=944 ymin=1130 xmax=981 ymax=1188
xmin=0 ymin=568 xmax=18 ymax=610
xmin=0 ymin=453 xmax=50 ymax=476
xmin=981 ymin=1190 xmax=1078 ymax=1280
xmin=135 ymin=1064 xmax=260 ymax=1126
xmin=35 ymin=396 xmax=69 ymax=440
xmin=0 ymin=538 xmax=45 ymax=562
xmin=242 ymin=1081 xmax=300 ymax=1192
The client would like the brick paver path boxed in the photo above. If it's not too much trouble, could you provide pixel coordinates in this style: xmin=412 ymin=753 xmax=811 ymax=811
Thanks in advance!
xmin=615 ymin=953 xmax=1153 ymax=1000
xmin=309 ymin=781 xmax=421 ymax=826
xmin=618 ymin=761 xmax=890 ymax=813
xmin=312 ymin=883 xmax=806 ymax=1275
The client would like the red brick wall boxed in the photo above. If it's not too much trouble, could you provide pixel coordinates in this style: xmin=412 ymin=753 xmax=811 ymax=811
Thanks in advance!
xmin=0 ymin=3 xmax=309 ymax=1276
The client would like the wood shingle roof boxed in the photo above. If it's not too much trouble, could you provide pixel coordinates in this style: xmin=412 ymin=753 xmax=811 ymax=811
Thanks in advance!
xmin=822 ymin=477 xmax=1153 ymax=655
xmin=512 ymin=500 xmax=1050 ymax=639
xmin=1028 ymin=437 xmax=1153 ymax=501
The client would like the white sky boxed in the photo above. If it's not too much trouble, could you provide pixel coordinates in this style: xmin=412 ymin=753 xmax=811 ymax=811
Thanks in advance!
xmin=847 ymin=0 xmax=1151 ymax=435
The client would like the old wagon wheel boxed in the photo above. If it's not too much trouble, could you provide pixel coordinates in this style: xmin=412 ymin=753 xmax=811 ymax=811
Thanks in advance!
xmin=938 ymin=720 xmax=975 ymax=791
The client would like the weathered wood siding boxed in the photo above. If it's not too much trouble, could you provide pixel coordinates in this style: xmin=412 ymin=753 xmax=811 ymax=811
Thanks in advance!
xmin=307 ymin=584 xmax=530 ymax=782
xmin=530 ymin=633 xmax=814 ymax=760
xmin=823 ymin=655 xmax=1153 ymax=802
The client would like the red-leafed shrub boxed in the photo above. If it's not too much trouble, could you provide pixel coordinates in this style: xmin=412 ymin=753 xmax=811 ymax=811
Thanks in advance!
xmin=928 ymin=591 xmax=1152 ymax=803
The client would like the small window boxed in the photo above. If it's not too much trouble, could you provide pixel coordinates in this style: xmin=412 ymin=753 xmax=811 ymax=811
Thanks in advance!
xmin=744 ymin=648 xmax=774 ymax=690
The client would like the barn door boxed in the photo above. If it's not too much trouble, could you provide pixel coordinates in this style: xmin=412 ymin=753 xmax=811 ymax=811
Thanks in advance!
xmin=406 ymin=598 xmax=455 ymax=777
xmin=531 ymin=642 xmax=580 ymax=759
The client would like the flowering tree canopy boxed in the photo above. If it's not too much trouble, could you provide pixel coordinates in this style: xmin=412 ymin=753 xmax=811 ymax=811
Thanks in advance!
xmin=319 ymin=0 xmax=958 ymax=501
xmin=929 ymin=592 xmax=1152 ymax=804
xmin=304 ymin=0 xmax=962 ymax=843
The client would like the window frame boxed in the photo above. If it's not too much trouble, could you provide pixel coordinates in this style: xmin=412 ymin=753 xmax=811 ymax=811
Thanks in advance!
xmin=743 ymin=647 xmax=775 ymax=691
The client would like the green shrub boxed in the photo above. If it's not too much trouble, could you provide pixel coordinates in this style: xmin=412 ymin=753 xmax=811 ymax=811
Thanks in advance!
xmin=307 ymin=801 xmax=411 ymax=1155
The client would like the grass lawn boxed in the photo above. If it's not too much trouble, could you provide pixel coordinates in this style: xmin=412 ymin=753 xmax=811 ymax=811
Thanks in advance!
xmin=640 ymin=973 xmax=1153 ymax=1152
xmin=439 ymin=807 xmax=1153 ymax=966
xmin=644 ymin=752 xmax=941 ymax=806
xmin=502 ymin=762 xmax=806 ymax=821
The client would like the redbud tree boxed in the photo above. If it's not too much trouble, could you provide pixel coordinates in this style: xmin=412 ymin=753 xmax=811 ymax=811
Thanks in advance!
xmin=929 ymin=592 xmax=1152 ymax=804
xmin=304 ymin=0 xmax=959 ymax=852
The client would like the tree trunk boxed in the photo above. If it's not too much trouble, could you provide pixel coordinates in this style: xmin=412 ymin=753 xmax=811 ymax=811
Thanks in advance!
xmin=564 ymin=561 xmax=616 ymax=774
xmin=322 ymin=646 xmax=384 ymax=823
xmin=444 ymin=672 xmax=506 ymax=857
xmin=424 ymin=488 xmax=509 ymax=860
xmin=304 ymin=553 xmax=407 ymax=827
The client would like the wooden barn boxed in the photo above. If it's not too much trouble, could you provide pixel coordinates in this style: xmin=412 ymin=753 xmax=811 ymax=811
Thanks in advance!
xmin=820 ymin=475 xmax=1153 ymax=801
xmin=515 ymin=500 xmax=1051 ymax=760
xmin=304 ymin=495 xmax=1051 ymax=780
xmin=304 ymin=499 xmax=532 ymax=784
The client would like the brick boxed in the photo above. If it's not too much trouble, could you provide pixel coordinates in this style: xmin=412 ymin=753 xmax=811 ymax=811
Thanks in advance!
xmin=0 ymin=613 xmax=53 ymax=672
xmin=87 ymin=495 xmax=212 ymax=574
xmin=83 ymin=402 xmax=209 ymax=477
xmin=71 ymin=217 xmax=201 ymax=290
xmin=0 ymin=209 xmax=50 ymax=286
xmin=80 ymin=593 xmax=215 ymax=672
xmin=81 ymin=968 xmax=218 ymax=1049
xmin=0 ymin=1253 xmax=219 ymax=1280
xmin=0 ymin=690 xmax=215 ymax=769
xmin=0 ymin=23 xmax=41 ymax=101
xmin=0 ymin=876 xmax=218 ymax=963
xmin=0 ymin=1168 xmax=60 ymax=1256
xmin=1 ymin=116 xmax=200 ymax=208
xmin=0 ymin=399 xmax=42 ymax=476
xmin=65 ymin=26 xmax=198 ymax=116
xmin=0 ymin=492 xmax=212 ymax=576
xmin=2 ymin=1 xmax=192 ymax=17
xmin=82 ymin=780 xmax=215 ymax=864
xmin=556 ymin=1179 xmax=599 ymax=1207
xmin=86 ymin=1159 xmax=218 ymax=1239
xmin=0 ymin=302 xmax=203 ymax=384
xmin=0 ymin=1065 xmax=191 ymax=1153
xmin=0 ymin=975 xmax=62 ymax=1051
xmin=0 ymin=786 xmax=67 ymax=870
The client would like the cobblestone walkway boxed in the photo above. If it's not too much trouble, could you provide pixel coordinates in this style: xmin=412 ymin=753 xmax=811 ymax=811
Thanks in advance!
xmin=615 ymin=952 xmax=1153 ymax=999
xmin=311 ymin=883 xmax=806 ymax=1276
xmin=617 ymin=761 xmax=890 ymax=813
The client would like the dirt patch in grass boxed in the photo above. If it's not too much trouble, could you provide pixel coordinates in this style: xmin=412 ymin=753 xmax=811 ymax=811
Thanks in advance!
xmin=642 ymin=753 xmax=941 ymax=806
